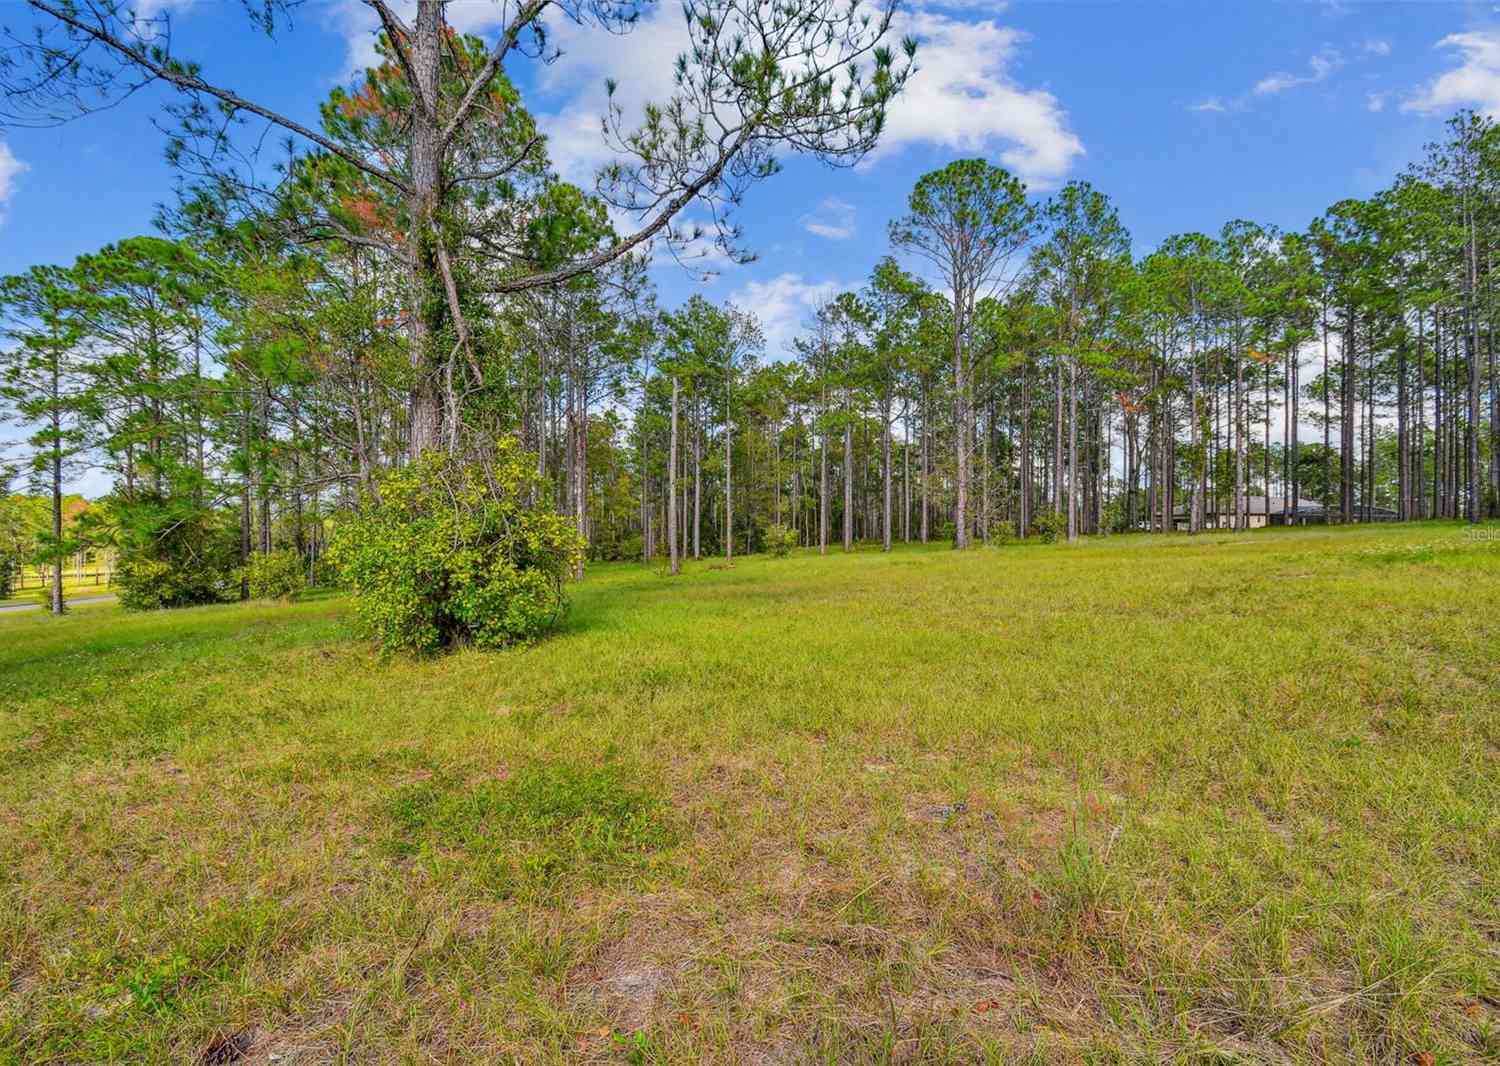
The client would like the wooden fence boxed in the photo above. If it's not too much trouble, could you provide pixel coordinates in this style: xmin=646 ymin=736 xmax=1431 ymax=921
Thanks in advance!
xmin=11 ymin=568 xmax=115 ymax=591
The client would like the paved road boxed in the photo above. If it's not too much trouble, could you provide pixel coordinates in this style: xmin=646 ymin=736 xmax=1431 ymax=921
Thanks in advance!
xmin=0 ymin=594 xmax=117 ymax=614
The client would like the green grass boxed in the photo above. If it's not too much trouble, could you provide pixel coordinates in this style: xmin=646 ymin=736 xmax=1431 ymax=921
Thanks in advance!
xmin=2 ymin=523 xmax=1498 ymax=1064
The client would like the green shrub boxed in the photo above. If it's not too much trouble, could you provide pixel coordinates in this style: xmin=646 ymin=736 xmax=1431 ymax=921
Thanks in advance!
xmin=113 ymin=501 xmax=239 ymax=611
xmin=328 ymin=444 xmax=585 ymax=654
xmin=588 ymin=528 xmax=644 ymax=563
xmin=245 ymin=548 xmax=306 ymax=601
xmin=1031 ymin=511 xmax=1066 ymax=544
xmin=0 ymin=550 xmax=14 ymax=600
xmin=116 ymin=554 xmax=237 ymax=611
xmin=987 ymin=524 xmax=1016 ymax=547
xmin=307 ymin=554 xmax=338 ymax=589
xmin=765 ymin=522 xmax=797 ymax=557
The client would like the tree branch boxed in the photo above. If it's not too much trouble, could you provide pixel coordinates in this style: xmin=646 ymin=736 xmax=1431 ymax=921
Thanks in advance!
xmin=439 ymin=0 xmax=550 ymax=150
xmin=25 ymin=0 xmax=411 ymax=196
xmin=485 ymin=127 xmax=752 ymax=294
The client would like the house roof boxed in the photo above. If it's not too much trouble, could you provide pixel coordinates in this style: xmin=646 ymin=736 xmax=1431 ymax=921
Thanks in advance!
xmin=1174 ymin=496 xmax=1323 ymax=518
xmin=1172 ymin=496 xmax=1400 ymax=519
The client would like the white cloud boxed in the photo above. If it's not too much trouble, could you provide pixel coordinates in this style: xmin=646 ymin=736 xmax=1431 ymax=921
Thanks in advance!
xmin=532 ymin=5 xmax=691 ymax=186
xmin=1405 ymin=31 xmax=1500 ymax=117
xmin=729 ymin=272 xmax=845 ymax=357
xmin=868 ymin=9 xmax=1083 ymax=186
xmin=0 ymin=141 xmax=26 ymax=219
xmin=1364 ymin=39 xmax=1392 ymax=57
xmin=130 ymin=0 xmax=195 ymax=18
xmin=539 ymin=5 xmax=1085 ymax=188
xmin=1190 ymin=96 xmax=1228 ymax=113
xmin=1253 ymin=47 xmax=1344 ymax=95
xmin=1367 ymin=90 xmax=1389 ymax=112
xmin=799 ymin=197 xmax=856 ymax=240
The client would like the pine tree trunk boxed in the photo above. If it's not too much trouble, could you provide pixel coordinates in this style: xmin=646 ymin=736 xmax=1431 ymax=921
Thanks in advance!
xmin=1053 ymin=360 xmax=1064 ymax=517
xmin=920 ymin=383 xmax=929 ymax=543
xmin=49 ymin=366 xmax=64 ymax=617
xmin=882 ymin=397 xmax=893 ymax=552
xmin=1189 ymin=330 xmax=1203 ymax=534
xmin=725 ymin=389 xmax=734 ymax=562
xmin=843 ymin=417 xmax=853 ymax=552
xmin=406 ymin=0 xmax=444 ymax=458
xmin=819 ymin=395 xmax=829 ymax=555
xmin=669 ymin=377 xmax=680 ymax=576
xmin=693 ymin=409 xmax=702 ymax=559
xmin=953 ymin=310 xmax=970 ymax=549
xmin=1067 ymin=359 xmax=1079 ymax=542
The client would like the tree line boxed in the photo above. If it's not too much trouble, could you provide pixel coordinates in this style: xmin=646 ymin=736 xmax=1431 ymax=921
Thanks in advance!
xmin=1 ymin=0 xmax=1496 ymax=623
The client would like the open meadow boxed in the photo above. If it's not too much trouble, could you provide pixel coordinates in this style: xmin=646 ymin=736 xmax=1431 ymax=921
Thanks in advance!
xmin=2 ymin=522 xmax=1498 ymax=1064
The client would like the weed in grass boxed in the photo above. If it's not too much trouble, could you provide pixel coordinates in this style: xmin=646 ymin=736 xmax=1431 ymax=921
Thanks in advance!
xmin=382 ymin=762 xmax=673 ymax=894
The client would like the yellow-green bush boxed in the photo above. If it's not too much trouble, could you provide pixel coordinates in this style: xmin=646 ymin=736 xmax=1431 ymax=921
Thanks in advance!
xmin=328 ymin=444 xmax=584 ymax=654
xmin=245 ymin=548 xmax=306 ymax=601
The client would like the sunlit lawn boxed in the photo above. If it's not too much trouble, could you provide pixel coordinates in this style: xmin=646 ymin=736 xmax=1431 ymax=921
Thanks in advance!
xmin=1 ymin=522 xmax=1497 ymax=1064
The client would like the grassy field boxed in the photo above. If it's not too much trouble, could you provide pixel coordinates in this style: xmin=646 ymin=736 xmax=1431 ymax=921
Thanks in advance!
xmin=1 ymin=523 xmax=1497 ymax=1064
xmin=1 ymin=574 xmax=115 ymax=606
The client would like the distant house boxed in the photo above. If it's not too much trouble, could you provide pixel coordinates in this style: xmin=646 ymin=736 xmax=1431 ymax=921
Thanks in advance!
xmin=1173 ymin=496 xmax=1398 ymax=531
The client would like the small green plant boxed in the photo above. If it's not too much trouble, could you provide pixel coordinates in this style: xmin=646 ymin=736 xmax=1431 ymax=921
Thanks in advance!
xmin=244 ymin=548 xmax=306 ymax=602
xmin=110 ymin=951 xmax=192 ymax=1018
xmin=765 ymin=522 xmax=797 ymax=557
xmin=328 ymin=443 xmax=585 ymax=653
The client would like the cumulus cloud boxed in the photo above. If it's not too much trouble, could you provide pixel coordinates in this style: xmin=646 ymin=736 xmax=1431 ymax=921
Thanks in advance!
xmin=1367 ymin=90 xmax=1389 ymax=112
xmin=867 ymin=9 xmax=1083 ymax=185
xmin=1405 ymin=31 xmax=1500 ymax=117
xmin=728 ymin=273 xmax=845 ymax=358
xmin=800 ymin=198 xmax=856 ymax=240
xmin=0 ymin=141 xmax=26 ymax=219
xmin=1254 ymin=47 xmax=1344 ymax=95
xmin=1364 ymin=39 xmax=1392 ymax=57
xmin=537 ymin=3 xmax=1085 ymax=189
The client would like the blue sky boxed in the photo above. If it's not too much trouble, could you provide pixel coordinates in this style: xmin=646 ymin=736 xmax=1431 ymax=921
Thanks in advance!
xmin=0 ymin=0 xmax=1489 ymax=362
